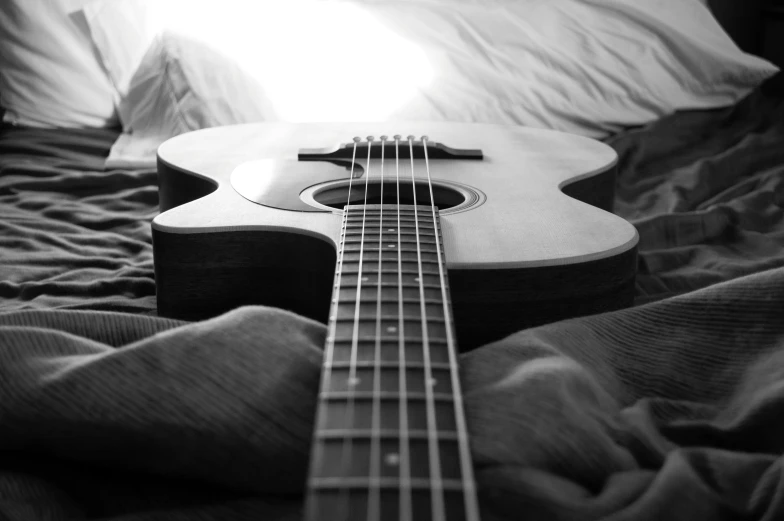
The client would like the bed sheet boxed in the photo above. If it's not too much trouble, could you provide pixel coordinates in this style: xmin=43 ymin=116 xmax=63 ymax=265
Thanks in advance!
xmin=0 ymin=125 xmax=157 ymax=314
xmin=608 ymin=89 xmax=784 ymax=304
xmin=1 ymin=264 xmax=783 ymax=520
xmin=1 ymin=91 xmax=784 ymax=519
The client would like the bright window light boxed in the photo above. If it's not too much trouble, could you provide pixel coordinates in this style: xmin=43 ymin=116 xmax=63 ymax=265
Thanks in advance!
xmin=155 ymin=1 xmax=434 ymax=121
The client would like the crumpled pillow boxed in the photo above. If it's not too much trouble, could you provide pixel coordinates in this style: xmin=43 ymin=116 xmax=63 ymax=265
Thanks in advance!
xmin=0 ymin=0 xmax=119 ymax=128
xmin=79 ymin=0 xmax=779 ymax=166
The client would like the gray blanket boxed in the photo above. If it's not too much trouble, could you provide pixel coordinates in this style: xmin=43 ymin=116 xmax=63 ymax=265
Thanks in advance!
xmin=1 ymin=265 xmax=783 ymax=520
xmin=1 ymin=90 xmax=784 ymax=520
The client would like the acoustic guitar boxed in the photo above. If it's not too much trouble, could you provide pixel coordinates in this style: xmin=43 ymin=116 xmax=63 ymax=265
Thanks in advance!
xmin=152 ymin=122 xmax=638 ymax=521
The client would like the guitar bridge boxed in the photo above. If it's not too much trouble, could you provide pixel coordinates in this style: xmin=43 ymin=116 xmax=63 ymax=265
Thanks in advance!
xmin=298 ymin=138 xmax=483 ymax=161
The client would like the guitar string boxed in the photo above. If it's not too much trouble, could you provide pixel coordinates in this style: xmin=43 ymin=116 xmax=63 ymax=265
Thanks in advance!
xmin=306 ymin=137 xmax=360 ymax=521
xmin=367 ymin=135 xmax=386 ymax=521
xmin=317 ymin=135 xmax=476 ymax=520
xmin=339 ymin=136 xmax=374 ymax=520
xmin=346 ymin=136 xmax=361 ymax=210
xmin=408 ymin=136 xmax=446 ymax=521
xmin=395 ymin=135 xmax=414 ymax=521
xmin=421 ymin=138 xmax=481 ymax=521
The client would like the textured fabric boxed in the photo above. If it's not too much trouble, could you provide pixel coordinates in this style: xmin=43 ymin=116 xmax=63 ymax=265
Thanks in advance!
xmin=607 ymin=90 xmax=784 ymax=303
xmin=1 ymin=265 xmax=784 ymax=520
xmin=0 ymin=0 xmax=119 ymax=128
xmin=0 ymin=125 xmax=157 ymax=314
xmin=92 ymin=0 xmax=779 ymax=167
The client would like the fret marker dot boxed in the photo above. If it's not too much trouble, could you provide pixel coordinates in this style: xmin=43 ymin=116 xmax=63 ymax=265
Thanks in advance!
xmin=387 ymin=326 xmax=397 ymax=333
xmin=348 ymin=377 xmax=361 ymax=387
xmin=362 ymin=277 xmax=369 ymax=282
xmin=388 ymin=228 xmax=395 ymax=232
xmin=428 ymin=378 xmax=438 ymax=387
xmin=385 ymin=453 xmax=400 ymax=466
xmin=414 ymin=277 xmax=421 ymax=282
xmin=388 ymin=244 xmax=395 ymax=248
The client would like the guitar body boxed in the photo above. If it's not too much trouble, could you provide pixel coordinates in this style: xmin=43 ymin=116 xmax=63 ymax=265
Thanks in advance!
xmin=153 ymin=122 xmax=638 ymax=351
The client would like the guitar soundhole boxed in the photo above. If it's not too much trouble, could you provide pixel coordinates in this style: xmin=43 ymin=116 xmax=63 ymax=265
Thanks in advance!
xmin=312 ymin=180 xmax=473 ymax=211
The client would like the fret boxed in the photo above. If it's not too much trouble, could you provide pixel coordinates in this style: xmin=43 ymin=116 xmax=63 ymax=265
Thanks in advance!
xmin=326 ymin=361 xmax=452 ymax=370
xmin=334 ymin=301 xmax=445 ymax=320
xmin=312 ymin=438 xmax=462 ymax=480
xmin=344 ymin=213 xmax=435 ymax=223
xmin=332 ymin=319 xmax=447 ymax=341
xmin=344 ymin=203 xmax=431 ymax=211
xmin=339 ymin=272 xmax=443 ymax=287
xmin=318 ymin=400 xmax=457 ymax=433
xmin=337 ymin=284 xmax=444 ymax=302
xmin=343 ymin=205 xmax=441 ymax=216
xmin=344 ymin=224 xmax=437 ymax=233
xmin=340 ymin=261 xmax=442 ymax=275
xmin=341 ymin=257 xmax=441 ymax=267
xmin=346 ymin=204 xmax=430 ymax=211
xmin=320 ymin=391 xmax=455 ymax=402
xmin=330 ymin=340 xmax=451 ymax=364
xmin=343 ymin=226 xmax=438 ymax=234
xmin=344 ymin=210 xmax=426 ymax=218
xmin=345 ymin=217 xmax=435 ymax=227
xmin=309 ymin=477 xmax=466 ymax=492
xmin=333 ymin=315 xmax=446 ymax=326
xmin=325 ymin=366 xmax=454 ymax=394
xmin=342 ymin=233 xmax=439 ymax=243
xmin=345 ymin=225 xmax=437 ymax=237
xmin=316 ymin=429 xmax=459 ymax=441
xmin=342 ymin=250 xmax=440 ymax=263
xmin=329 ymin=336 xmax=448 ymax=346
xmin=344 ymin=227 xmax=438 ymax=238
xmin=338 ymin=297 xmax=445 ymax=305
xmin=308 ymin=489 xmax=468 ymax=521
xmin=342 ymin=244 xmax=439 ymax=254
xmin=343 ymin=236 xmax=438 ymax=246
xmin=338 ymin=273 xmax=448 ymax=288
xmin=343 ymin=212 xmax=423 ymax=220
xmin=344 ymin=206 xmax=438 ymax=216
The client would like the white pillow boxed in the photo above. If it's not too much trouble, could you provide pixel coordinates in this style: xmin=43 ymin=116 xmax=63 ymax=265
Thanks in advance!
xmin=79 ymin=0 xmax=161 ymax=128
xmin=0 ymin=0 xmax=118 ymax=128
xmin=81 ymin=0 xmax=779 ymax=166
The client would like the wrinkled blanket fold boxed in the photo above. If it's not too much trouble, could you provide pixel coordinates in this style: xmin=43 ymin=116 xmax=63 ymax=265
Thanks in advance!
xmin=2 ymin=266 xmax=783 ymax=520
xmin=606 ymin=90 xmax=784 ymax=303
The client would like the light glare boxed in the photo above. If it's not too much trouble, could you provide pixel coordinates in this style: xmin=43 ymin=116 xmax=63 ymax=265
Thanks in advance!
xmin=155 ymin=1 xmax=433 ymax=122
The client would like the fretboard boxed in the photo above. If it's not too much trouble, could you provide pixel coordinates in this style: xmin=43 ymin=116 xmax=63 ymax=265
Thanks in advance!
xmin=304 ymin=204 xmax=480 ymax=521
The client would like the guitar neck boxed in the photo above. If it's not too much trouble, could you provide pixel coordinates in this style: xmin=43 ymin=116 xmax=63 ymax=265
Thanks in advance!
xmin=304 ymin=203 xmax=480 ymax=521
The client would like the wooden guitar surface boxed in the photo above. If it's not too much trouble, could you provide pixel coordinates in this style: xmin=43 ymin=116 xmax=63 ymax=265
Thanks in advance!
xmin=153 ymin=121 xmax=638 ymax=350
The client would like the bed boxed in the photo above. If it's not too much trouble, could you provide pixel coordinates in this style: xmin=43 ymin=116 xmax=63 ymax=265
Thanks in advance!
xmin=1 ymin=1 xmax=784 ymax=520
